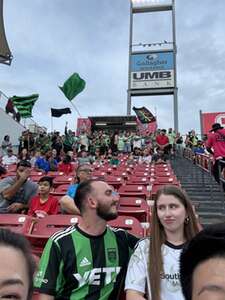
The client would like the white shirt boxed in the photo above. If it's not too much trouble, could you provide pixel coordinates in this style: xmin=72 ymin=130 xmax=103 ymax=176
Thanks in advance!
xmin=125 ymin=238 xmax=185 ymax=300
xmin=2 ymin=154 xmax=18 ymax=165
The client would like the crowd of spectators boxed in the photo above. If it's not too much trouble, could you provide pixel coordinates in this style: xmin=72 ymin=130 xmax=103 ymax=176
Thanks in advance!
xmin=0 ymin=126 xmax=183 ymax=216
xmin=0 ymin=126 xmax=185 ymax=170
xmin=0 ymin=124 xmax=224 ymax=300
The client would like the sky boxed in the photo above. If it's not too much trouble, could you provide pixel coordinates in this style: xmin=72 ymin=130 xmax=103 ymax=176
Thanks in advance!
xmin=1 ymin=0 xmax=225 ymax=134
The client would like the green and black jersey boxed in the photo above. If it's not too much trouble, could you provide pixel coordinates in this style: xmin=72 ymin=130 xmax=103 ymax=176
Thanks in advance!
xmin=34 ymin=224 xmax=138 ymax=300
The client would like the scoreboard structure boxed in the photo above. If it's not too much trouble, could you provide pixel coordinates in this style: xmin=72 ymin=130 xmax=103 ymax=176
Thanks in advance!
xmin=127 ymin=0 xmax=178 ymax=131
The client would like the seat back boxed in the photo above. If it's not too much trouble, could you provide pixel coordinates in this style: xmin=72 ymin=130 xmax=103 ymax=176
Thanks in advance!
xmin=26 ymin=215 xmax=81 ymax=254
xmin=0 ymin=214 xmax=34 ymax=234
xmin=108 ymin=216 xmax=144 ymax=237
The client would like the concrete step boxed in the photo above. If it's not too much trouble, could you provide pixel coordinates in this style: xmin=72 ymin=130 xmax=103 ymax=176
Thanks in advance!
xmin=171 ymin=156 xmax=225 ymax=225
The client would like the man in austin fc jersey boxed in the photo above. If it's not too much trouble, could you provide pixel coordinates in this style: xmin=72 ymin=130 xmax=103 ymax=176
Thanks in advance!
xmin=34 ymin=180 xmax=139 ymax=300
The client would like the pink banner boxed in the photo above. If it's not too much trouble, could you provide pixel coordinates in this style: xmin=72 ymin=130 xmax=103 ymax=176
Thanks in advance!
xmin=202 ymin=112 xmax=225 ymax=134
xmin=76 ymin=118 xmax=92 ymax=136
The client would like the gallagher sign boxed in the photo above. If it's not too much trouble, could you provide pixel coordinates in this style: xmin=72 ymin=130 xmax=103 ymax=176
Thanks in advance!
xmin=130 ymin=51 xmax=174 ymax=89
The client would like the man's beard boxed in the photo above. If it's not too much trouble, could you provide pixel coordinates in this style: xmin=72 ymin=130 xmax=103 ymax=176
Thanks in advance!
xmin=96 ymin=202 xmax=118 ymax=221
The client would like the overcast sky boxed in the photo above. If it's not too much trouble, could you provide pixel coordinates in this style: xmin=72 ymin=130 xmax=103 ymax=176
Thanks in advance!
xmin=1 ymin=0 xmax=225 ymax=134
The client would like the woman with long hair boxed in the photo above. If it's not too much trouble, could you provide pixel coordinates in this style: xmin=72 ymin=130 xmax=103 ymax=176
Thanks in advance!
xmin=125 ymin=185 xmax=200 ymax=300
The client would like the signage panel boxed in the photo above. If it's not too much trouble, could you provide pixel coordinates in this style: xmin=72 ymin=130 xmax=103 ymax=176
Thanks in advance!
xmin=130 ymin=51 xmax=174 ymax=89
xmin=202 ymin=112 xmax=225 ymax=134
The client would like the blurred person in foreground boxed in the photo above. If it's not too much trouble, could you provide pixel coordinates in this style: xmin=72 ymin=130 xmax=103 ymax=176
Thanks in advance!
xmin=180 ymin=222 xmax=225 ymax=300
xmin=0 ymin=228 xmax=36 ymax=300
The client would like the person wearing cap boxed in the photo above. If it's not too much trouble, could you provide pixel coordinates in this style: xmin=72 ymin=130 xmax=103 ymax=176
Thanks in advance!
xmin=180 ymin=222 xmax=225 ymax=300
xmin=206 ymin=123 xmax=225 ymax=188
xmin=0 ymin=160 xmax=38 ymax=213
xmin=2 ymin=148 xmax=18 ymax=166
xmin=1 ymin=135 xmax=12 ymax=155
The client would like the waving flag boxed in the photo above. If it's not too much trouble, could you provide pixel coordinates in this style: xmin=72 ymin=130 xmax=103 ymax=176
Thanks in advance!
xmin=51 ymin=107 xmax=71 ymax=118
xmin=59 ymin=73 xmax=86 ymax=101
xmin=133 ymin=106 xmax=156 ymax=124
xmin=11 ymin=94 xmax=39 ymax=118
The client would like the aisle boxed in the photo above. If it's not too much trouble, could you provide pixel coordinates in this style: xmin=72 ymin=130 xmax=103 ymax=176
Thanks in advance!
xmin=171 ymin=155 xmax=225 ymax=226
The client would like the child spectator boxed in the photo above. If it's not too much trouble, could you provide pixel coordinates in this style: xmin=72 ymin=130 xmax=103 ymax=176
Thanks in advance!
xmin=139 ymin=148 xmax=152 ymax=164
xmin=28 ymin=176 xmax=58 ymax=218
xmin=152 ymin=147 xmax=168 ymax=164
xmin=58 ymin=154 xmax=73 ymax=174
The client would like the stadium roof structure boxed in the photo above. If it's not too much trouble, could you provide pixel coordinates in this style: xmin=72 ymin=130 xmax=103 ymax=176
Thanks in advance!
xmin=0 ymin=0 xmax=13 ymax=65
xmin=89 ymin=115 xmax=137 ymax=131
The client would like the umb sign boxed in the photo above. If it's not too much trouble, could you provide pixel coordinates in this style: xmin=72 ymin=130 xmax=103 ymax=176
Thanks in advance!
xmin=130 ymin=51 xmax=174 ymax=89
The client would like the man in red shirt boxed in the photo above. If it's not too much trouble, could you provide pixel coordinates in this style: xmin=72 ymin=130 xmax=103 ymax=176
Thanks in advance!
xmin=28 ymin=176 xmax=58 ymax=217
xmin=156 ymin=129 xmax=170 ymax=156
xmin=206 ymin=123 xmax=225 ymax=189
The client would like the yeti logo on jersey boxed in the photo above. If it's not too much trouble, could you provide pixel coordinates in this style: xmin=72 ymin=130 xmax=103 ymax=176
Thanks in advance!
xmin=73 ymin=267 xmax=121 ymax=287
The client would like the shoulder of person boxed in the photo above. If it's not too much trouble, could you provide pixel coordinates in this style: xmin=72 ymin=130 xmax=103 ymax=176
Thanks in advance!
xmin=134 ymin=237 xmax=150 ymax=251
xmin=108 ymin=226 xmax=140 ymax=248
xmin=25 ymin=180 xmax=38 ymax=189
xmin=0 ymin=176 xmax=15 ymax=185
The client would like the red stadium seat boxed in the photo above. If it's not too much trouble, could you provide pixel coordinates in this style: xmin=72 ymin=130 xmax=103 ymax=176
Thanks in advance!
xmin=0 ymin=214 xmax=34 ymax=234
xmin=26 ymin=215 xmax=81 ymax=254
xmin=118 ymin=197 xmax=150 ymax=222
xmin=54 ymin=184 xmax=70 ymax=193
xmin=30 ymin=175 xmax=43 ymax=182
xmin=47 ymin=171 xmax=69 ymax=177
xmin=6 ymin=164 xmax=17 ymax=172
xmin=108 ymin=216 xmax=144 ymax=237
xmin=128 ymin=176 xmax=150 ymax=185
xmin=105 ymin=175 xmax=124 ymax=189
xmin=92 ymin=170 xmax=107 ymax=179
xmin=118 ymin=185 xmax=148 ymax=199
xmin=154 ymin=176 xmax=178 ymax=184
xmin=132 ymin=171 xmax=150 ymax=177
xmin=110 ymin=170 xmax=128 ymax=179
xmin=30 ymin=171 xmax=44 ymax=176
xmin=53 ymin=175 xmax=74 ymax=186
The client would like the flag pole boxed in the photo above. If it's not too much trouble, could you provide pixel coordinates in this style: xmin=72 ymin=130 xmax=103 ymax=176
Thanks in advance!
xmin=51 ymin=114 xmax=53 ymax=133
xmin=70 ymin=101 xmax=82 ymax=117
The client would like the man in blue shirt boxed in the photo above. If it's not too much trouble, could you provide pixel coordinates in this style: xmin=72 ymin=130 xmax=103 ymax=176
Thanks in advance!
xmin=59 ymin=164 xmax=92 ymax=214
xmin=35 ymin=150 xmax=57 ymax=173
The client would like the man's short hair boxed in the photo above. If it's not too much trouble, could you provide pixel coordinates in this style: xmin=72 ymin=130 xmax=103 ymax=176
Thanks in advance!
xmin=74 ymin=179 xmax=94 ymax=213
xmin=38 ymin=176 xmax=53 ymax=187
xmin=180 ymin=223 xmax=225 ymax=300
xmin=17 ymin=160 xmax=31 ymax=168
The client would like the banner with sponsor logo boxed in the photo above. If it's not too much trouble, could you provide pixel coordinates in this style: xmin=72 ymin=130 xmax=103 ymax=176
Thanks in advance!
xmin=130 ymin=51 xmax=174 ymax=89
xmin=202 ymin=112 xmax=225 ymax=134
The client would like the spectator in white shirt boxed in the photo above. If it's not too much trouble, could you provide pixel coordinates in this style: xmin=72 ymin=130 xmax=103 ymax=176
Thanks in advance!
xmin=2 ymin=148 xmax=18 ymax=166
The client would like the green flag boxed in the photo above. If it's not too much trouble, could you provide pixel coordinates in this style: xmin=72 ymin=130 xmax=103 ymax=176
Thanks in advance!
xmin=59 ymin=73 xmax=86 ymax=101
xmin=11 ymin=94 xmax=39 ymax=118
